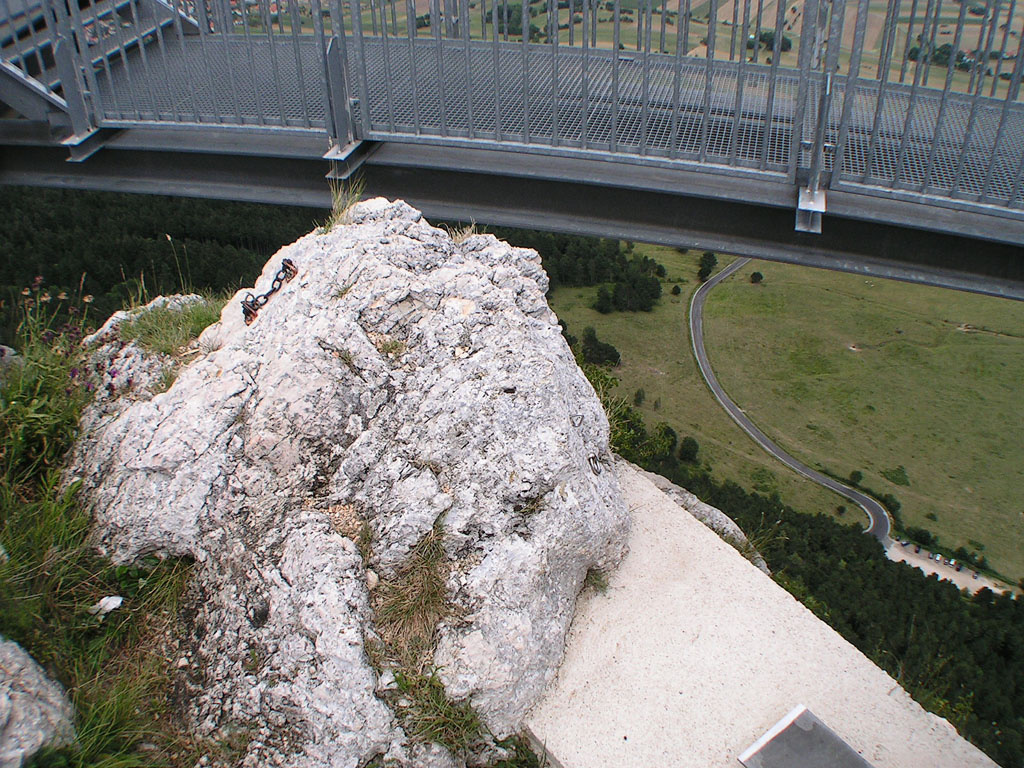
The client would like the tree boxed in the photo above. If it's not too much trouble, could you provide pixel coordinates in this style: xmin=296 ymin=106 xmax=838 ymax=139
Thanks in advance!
xmin=698 ymin=251 xmax=718 ymax=282
xmin=849 ymin=470 xmax=863 ymax=485
xmin=593 ymin=285 xmax=613 ymax=314
xmin=633 ymin=388 xmax=646 ymax=406
xmin=581 ymin=326 xmax=620 ymax=366
xmin=679 ymin=435 xmax=700 ymax=463
xmin=750 ymin=271 xmax=764 ymax=284
xmin=671 ymin=284 xmax=682 ymax=295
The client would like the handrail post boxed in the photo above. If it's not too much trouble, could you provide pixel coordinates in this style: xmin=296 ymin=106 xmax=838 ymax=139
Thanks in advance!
xmin=42 ymin=0 xmax=96 ymax=140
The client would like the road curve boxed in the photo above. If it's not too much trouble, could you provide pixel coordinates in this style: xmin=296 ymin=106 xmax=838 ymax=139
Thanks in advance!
xmin=688 ymin=258 xmax=892 ymax=544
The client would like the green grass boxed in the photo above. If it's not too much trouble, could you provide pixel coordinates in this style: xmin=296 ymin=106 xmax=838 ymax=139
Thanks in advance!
xmin=0 ymin=288 xmax=198 ymax=767
xmin=703 ymin=260 xmax=1024 ymax=579
xmin=549 ymin=246 xmax=847 ymax=526
xmin=119 ymin=297 xmax=226 ymax=357
xmin=550 ymin=246 xmax=1024 ymax=581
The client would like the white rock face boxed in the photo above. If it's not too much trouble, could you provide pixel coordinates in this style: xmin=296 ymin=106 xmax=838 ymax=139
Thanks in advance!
xmin=0 ymin=638 xmax=75 ymax=768
xmin=70 ymin=199 xmax=629 ymax=767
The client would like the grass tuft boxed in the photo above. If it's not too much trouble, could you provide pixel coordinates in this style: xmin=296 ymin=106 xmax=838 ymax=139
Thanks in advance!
xmin=583 ymin=568 xmax=609 ymax=593
xmin=119 ymin=297 xmax=225 ymax=357
xmin=393 ymin=671 xmax=482 ymax=756
xmin=375 ymin=525 xmax=449 ymax=670
xmin=323 ymin=176 xmax=366 ymax=232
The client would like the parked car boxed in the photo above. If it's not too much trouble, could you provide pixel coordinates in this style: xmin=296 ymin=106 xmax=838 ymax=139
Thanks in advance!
xmin=914 ymin=545 xmax=921 ymax=553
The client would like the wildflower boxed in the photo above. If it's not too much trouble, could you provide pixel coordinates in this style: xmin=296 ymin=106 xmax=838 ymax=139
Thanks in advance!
xmin=69 ymin=306 xmax=79 ymax=316
xmin=21 ymin=288 xmax=30 ymax=296
xmin=70 ymin=368 xmax=79 ymax=379
xmin=23 ymin=298 xmax=34 ymax=309
xmin=40 ymin=292 xmax=51 ymax=303
xmin=82 ymin=294 xmax=94 ymax=303
xmin=42 ymin=331 xmax=55 ymax=344
xmin=32 ymin=275 xmax=43 ymax=289
xmin=85 ymin=381 xmax=95 ymax=392
xmin=57 ymin=291 xmax=68 ymax=300
xmin=109 ymin=368 xmax=118 ymax=379
xmin=165 ymin=233 xmax=172 ymax=242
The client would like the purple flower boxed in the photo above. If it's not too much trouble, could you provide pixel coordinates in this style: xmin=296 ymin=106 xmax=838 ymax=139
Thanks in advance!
xmin=70 ymin=368 xmax=79 ymax=379
xmin=108 ymin=368 xmax=118 ymax=379
xmin=85 ymin=381 xmax=95 ymax=392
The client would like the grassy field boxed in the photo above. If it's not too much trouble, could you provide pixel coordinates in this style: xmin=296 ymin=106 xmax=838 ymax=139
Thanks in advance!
xmin=702 ymin=260 xmax=1024 ymax=580
xmin=548 ymin=246 xmax=849 ymax=527
xmin=549 ymin=246 xmax=1024 ymax=581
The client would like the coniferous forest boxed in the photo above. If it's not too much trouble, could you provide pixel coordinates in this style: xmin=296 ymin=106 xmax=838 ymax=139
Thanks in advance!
xmin=0 ymin=188 xmax=1020 ymax=768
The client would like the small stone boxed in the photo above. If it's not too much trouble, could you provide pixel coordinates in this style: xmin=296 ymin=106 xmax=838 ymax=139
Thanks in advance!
xmin=176 ymin=657 xmax=189 ymax=669
xmin=365 ymin=570 xmax=379 ymax=590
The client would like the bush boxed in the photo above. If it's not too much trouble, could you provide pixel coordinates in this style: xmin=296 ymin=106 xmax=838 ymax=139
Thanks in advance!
xmin=581 ymin=327 xmax=620 ymax=366
xmin=750 ymin=271 xmax=764 ymax=284
xmin=678 ymin=435 xmax=700 ymax=463
xmin=671 ymin=284 xmax=682 ymax=295
xmin=849 ymin=470 xmax=863 ymax=485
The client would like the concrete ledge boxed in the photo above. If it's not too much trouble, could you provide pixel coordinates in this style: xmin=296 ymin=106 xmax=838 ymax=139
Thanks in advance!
xmin=525 ymin=460 xmax=996 ymax=768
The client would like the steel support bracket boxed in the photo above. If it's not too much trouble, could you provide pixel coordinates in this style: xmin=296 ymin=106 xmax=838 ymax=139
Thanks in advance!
xmin=796 ymin=186 xmax=826 ymax=233
xmin=324 ymin=140 xmax=378 ymax=180
xmin=61 ymin=127 xmax=118 ymax=162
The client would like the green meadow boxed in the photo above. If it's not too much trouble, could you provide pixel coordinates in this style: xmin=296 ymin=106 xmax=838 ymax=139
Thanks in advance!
xmin=549 ymin=247 xmax=1024 ymax=580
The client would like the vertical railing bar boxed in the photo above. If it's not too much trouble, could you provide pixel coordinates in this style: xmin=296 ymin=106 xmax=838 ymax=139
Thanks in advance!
xmin=967 ymin=0 xmax=996 ymax=93
xmin=757 ymin=0 xmax=786 ymax=168
xmin=729 ymin=0 xmax=751 ymax=164
xmin=191 ymin=0 xmax=220 ymax=121
xmin=681 ymin=0 xmax=690 ymax=54
xmin=503 ymin=0 xmax=509 ymax=41
xmin=404 ymin=0 xmax=422 ymax=132
xmin=391 ymin=0 xmax=397 ymax=35
xmin=350 ymin=0 xmax=373 ymax=134
xmin=921 ymin=0 xmax=941 ymax=87
xmin=430 ymin=0 xmax=448 ymax=134
xmin=640 ymin=0 xmax=651 ymax=154
xmin=979 ymin=35 xmax=1024 ymax=200
xmin=989 ymin=0 xmax=1015 ymax=96
xmin=976 ymin=0 xmax=1001 ymax=94
xmin=636 ymin=0 xmax=642 ymax=51
xmin=581 ymin=0 xmax=590 ymax=147
xmin=459 ymin=0 xmax=472 ymax=135
xmin=611 ymin=0 xmax=620 ymax=152
xmin=369 ymin=0 xmax=378 ymax=34
xmin=659 ymin=0 xmax=666 ymax=53
xmin=921 ymin=0 xmax=967 ymax=191
xmin=65 ymin=0 xmax=105 ymax=120
xmin=892 ymin=0 xmax=936 ymax=186
xmin=284 ymin=0 xmax=311 ymax=126
xmin=952 ymin=0 xmax=998 ymax=194
xmin=549 ymin=0 xmax=559 ymax=145
xmin=875 ymin=0 xmax=899 ymax=79
xmin=591 ymin=0 xmax=597 ymax=45
xmin=221 ymin=0 xmax=246 ymax=124
xmin=830 ymin=0 xmax=870 ymax=182
xmin=569 ymin=0 xmax=574 ymax=45
xmin=520 ymin=0 xmax=530 ymax=142
xmin=492 ymin=0 xmax=502 ymax=139
xmin=147 ymin=0 xmax=187 ymax=123
xmin=125 ymin=0 xmax=163 ymax=120
xmin=379 ymin=0 xmax=396 ymax=131
xmin=669 ymin=0 xmax=683 ymax=158
xmin=751 ymin=0 xmax=763 ymax=63
xmin=807 ymin=0 xmax=844 ymax=187
xmin=107 ymin=0 xmax=145 ymax=120
xmin=698 ymin=0 xmax=716 ymax=161
xmin=312 ymin=0 xmax=335 ymax=130
xmin=728 ymin=0 xmax=738 ymax=60
xmin=259 ymin=0 xmax=288 ymax=125
xmin=788 ymin=0 xmax=817 ymax=181
xmin=480 ymin=0 xmax=486 ymax=37
xmin=203 ymin=0 xmax=243 ymax=123
xmin=898 ymin=0 xmax=919 ymax=83
xmin=863 ymin=0 xmax=901 ymax=181
xmin=239 ymin=0 xmax=268 ymax=125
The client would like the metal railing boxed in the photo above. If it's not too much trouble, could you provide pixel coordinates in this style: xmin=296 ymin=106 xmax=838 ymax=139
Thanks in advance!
xmin=3 ymin=0 xmax=1024 ymax=215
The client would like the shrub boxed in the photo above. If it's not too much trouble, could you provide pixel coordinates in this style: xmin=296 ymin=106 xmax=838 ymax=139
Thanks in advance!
xmin=581 ymin=327 xmax=620 ymax=366
xmin=678 ymin=435 xmax=700 ymax=463
xmin=750 ymin=271 xmax=764 ymax=284
xmin=671 ymin=284 xmax=682 ymax=295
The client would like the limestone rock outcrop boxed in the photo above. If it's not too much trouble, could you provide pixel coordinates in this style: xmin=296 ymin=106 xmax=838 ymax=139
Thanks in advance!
xmin=0 ymin=638 xmax=75 ymax=768
xmin=70 ymin=199 xmax=629 ymax=767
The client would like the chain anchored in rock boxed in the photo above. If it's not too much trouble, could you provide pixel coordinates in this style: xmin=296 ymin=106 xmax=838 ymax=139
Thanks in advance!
xmin=242 ymin=258 xmax=298 ymax=325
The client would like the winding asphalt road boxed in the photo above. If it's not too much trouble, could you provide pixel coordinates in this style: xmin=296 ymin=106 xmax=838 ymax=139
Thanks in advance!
xmin=688 ymin=258 xmax=892 ymax=544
